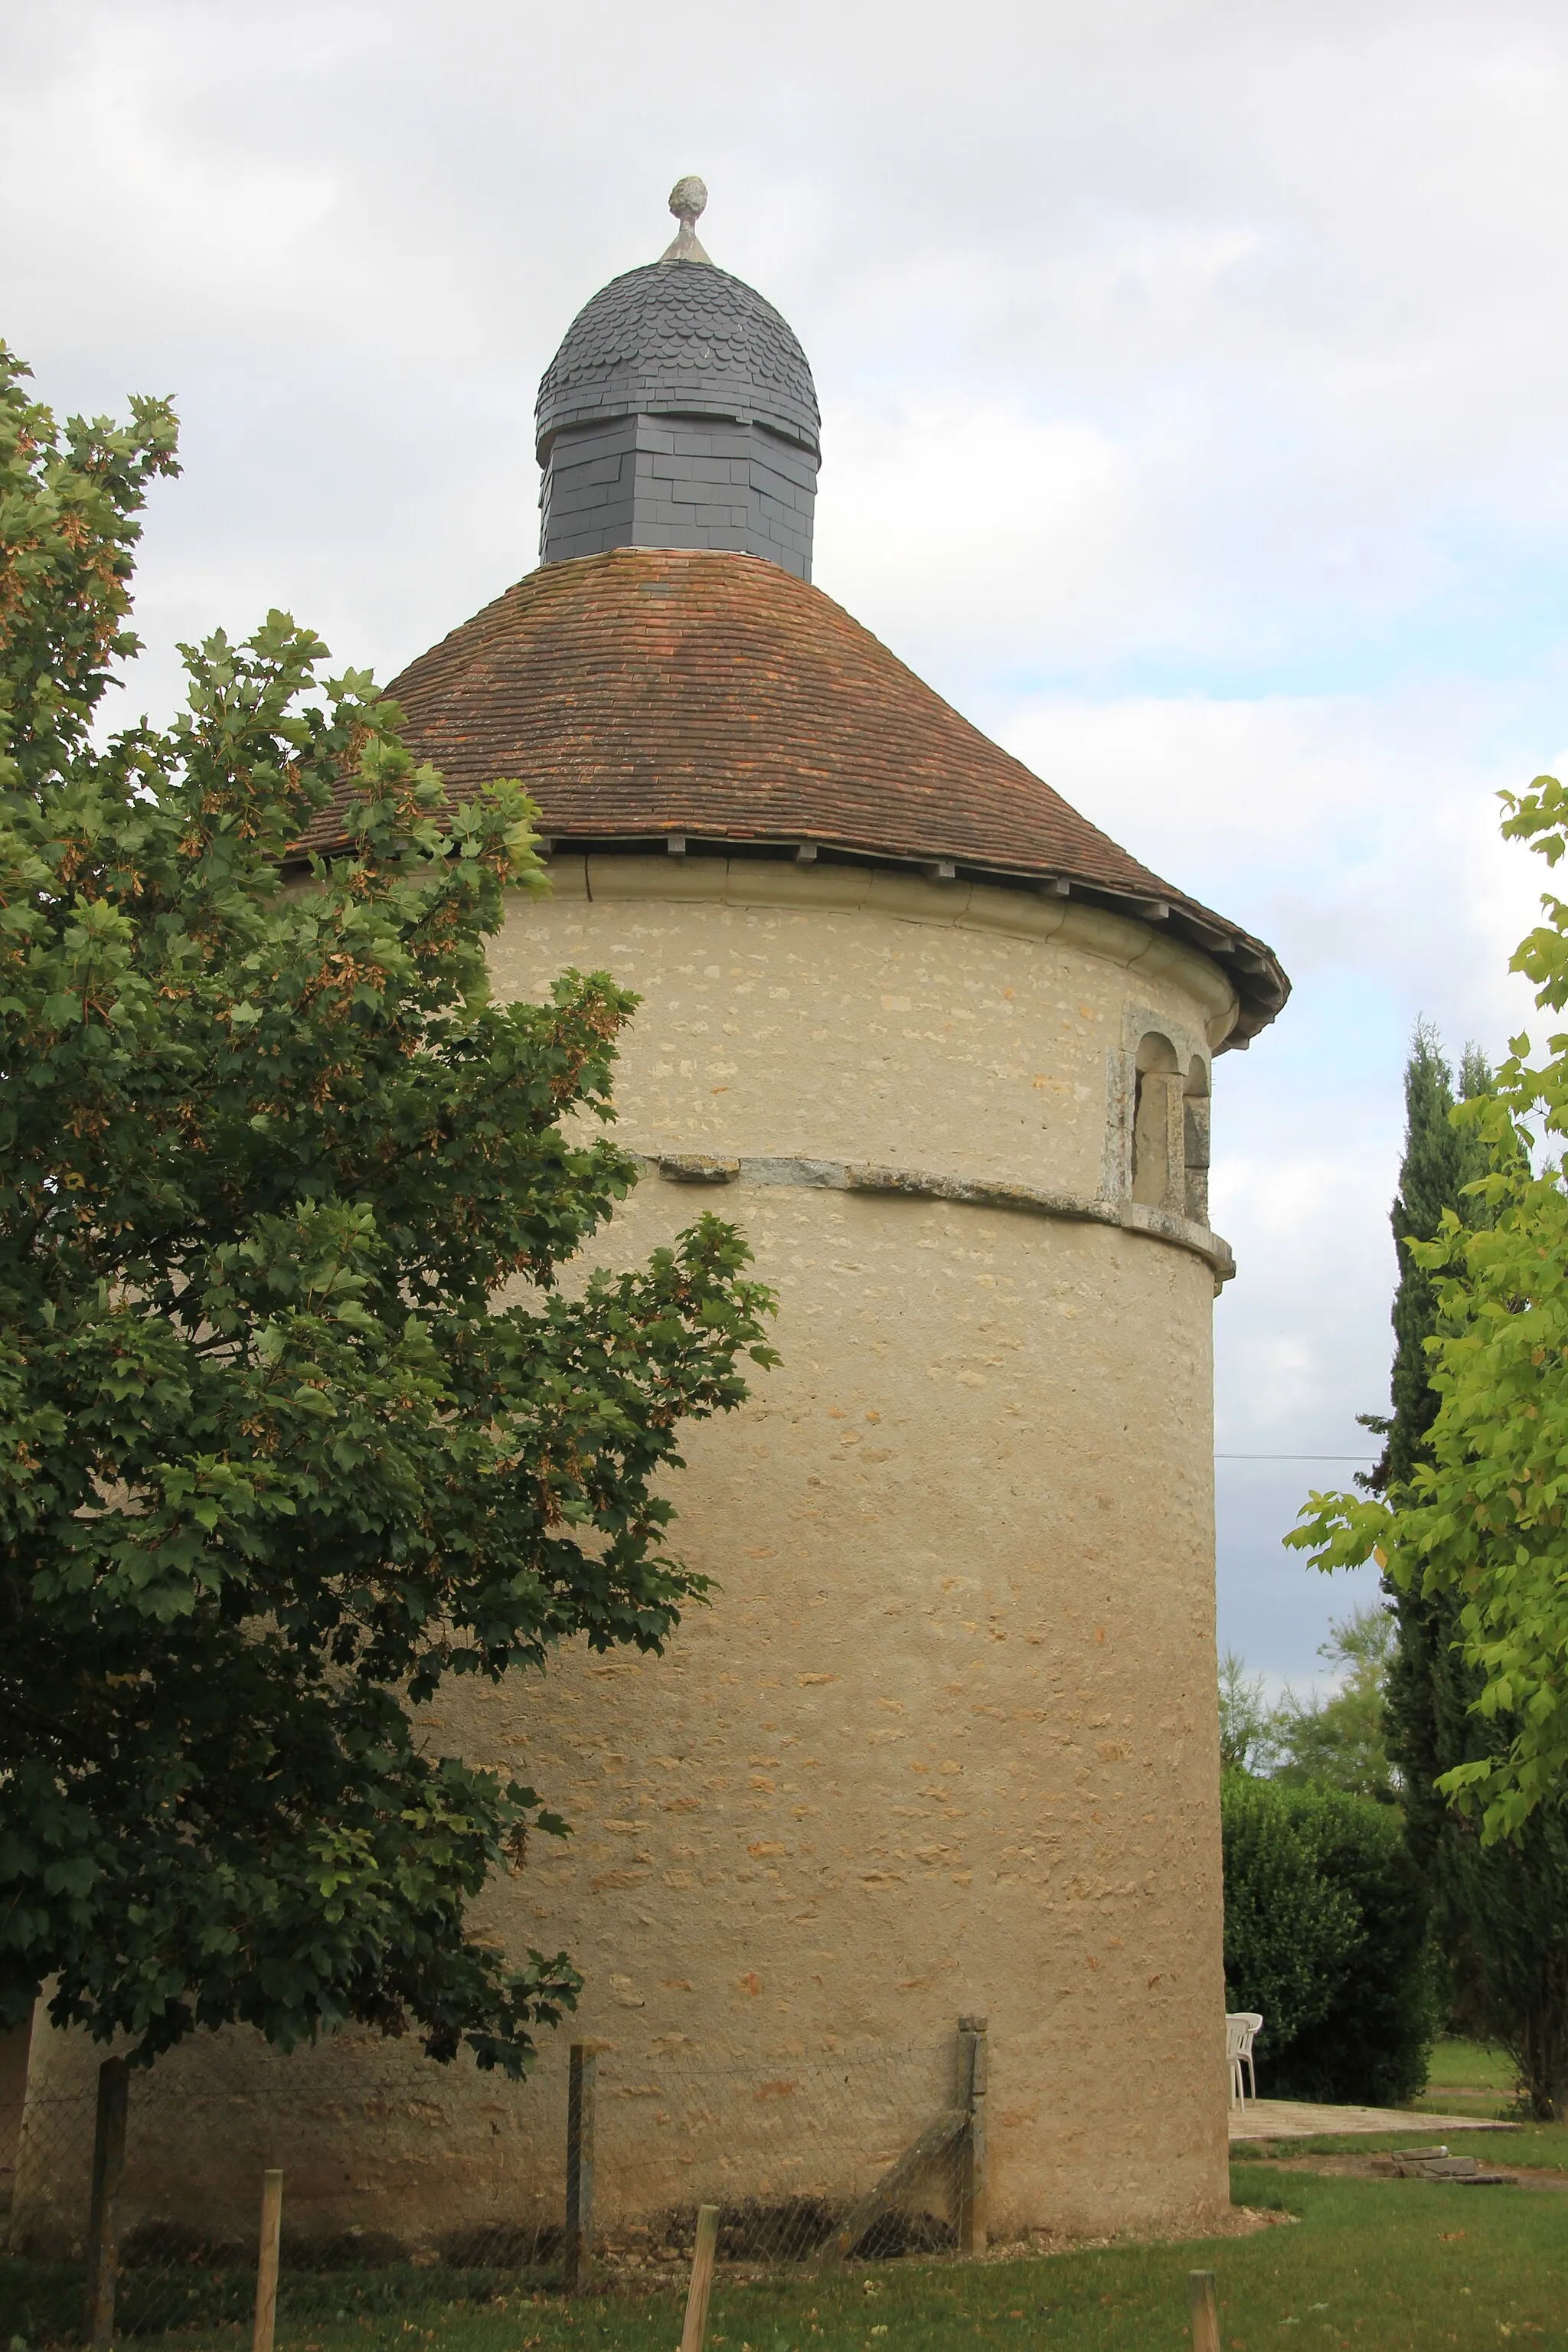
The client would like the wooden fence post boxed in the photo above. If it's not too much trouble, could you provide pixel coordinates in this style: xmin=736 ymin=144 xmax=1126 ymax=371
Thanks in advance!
xmin=83 ymin=2056 xmax=129 ymax=2349
xmin=1189 ymin=2270 xmax=1221 ymax=2352
xmin=564 ymin=2043 xmax=597 ymax=2294
xmin=679 ymin=2203 xmax=720 ymax=2352
xmin=252 ymin=2170 xmax=284 ymax=2352
xmin=956 ymin=2015 xmax=988 ymax=2255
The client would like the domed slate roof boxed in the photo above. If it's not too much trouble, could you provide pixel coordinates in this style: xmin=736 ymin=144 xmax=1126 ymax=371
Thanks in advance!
xmin=535 ymin=261 xmax=822 ymax=462
xmin=301 ymin=548 xmax=1288 ymax=1046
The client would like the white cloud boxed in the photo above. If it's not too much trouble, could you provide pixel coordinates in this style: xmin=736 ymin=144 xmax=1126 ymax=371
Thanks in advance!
xmin=995 ymin=688 xmax=1547 ymax=1044
xmin=815 ymin=403 xmax=1158 ymax=661
xmin=5 ymin=0 xmax=1568 ymax=1677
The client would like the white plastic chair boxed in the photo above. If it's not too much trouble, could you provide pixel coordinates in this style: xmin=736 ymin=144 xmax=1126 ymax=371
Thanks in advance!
xmin=1226 ymin=2011 xmax=1263 ymax=2105
xmin=1225 ymin=2014 xmax=1248 ymax=2107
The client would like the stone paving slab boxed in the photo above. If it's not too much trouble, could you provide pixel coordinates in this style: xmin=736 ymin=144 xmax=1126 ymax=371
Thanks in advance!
xmin=1230 ymin=2098 xmax=1516 ymax=2141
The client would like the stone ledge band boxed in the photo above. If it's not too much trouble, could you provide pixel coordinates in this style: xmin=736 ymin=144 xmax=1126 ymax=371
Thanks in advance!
xmin=638 ymin=1152 xmax=1236 ymax=1288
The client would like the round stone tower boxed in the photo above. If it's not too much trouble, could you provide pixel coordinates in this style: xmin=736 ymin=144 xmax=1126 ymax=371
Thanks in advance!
xmin=14 ymin=188 xmax=1287 ymax=2259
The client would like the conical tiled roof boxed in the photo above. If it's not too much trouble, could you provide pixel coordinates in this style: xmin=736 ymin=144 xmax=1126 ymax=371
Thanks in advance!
xmin=300 ymin=547 xmax=1287 ymax=1045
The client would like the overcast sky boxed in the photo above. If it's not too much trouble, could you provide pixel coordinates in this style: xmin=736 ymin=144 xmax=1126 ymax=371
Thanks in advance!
xmin=6 ymin=0 xmax=1565 ymax=1690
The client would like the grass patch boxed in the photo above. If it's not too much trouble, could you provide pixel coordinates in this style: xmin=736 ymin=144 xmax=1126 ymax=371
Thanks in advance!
xmin=14 ymin=2162 xmax=1567 ymax=2352
xmin=1425 ymin=2039 xmax=1515 ymax=2093
xmin=1416 ymin=2037 xmax=1519 ymax=2116
xmin=1236 ymin=2119 xmax=1568 ymax=2171
xmin=0 ymin=2261 xmax=533 ymax=2347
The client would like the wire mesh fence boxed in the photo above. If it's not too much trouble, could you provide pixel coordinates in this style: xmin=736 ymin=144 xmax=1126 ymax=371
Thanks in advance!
xmin=0 ymin=2022 xmax=986 ymax=2343
xmin=571 ymin=2030 xmax=979 ymax=2272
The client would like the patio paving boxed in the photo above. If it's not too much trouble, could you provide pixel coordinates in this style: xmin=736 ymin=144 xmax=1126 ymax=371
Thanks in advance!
xmin=1230 ymin=2097 xmax=1517 ymax=2141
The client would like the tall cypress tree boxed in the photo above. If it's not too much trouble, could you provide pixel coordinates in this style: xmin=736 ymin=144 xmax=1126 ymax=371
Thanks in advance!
xmin=1369 ymin=1025 xmax=1568 ymax=2118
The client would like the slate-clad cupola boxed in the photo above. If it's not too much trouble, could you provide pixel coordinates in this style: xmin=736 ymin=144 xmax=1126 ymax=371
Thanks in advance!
xmin=534 ymin=178 xmax=822 ymax=579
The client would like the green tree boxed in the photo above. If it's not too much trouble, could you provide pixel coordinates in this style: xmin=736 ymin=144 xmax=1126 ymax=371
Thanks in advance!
xmin=1221 ymin=1772 xmax=1436 ymax=2105
xmin=1292 ymin=778 xmax=1568 ymax=1843
xmin=0 ymin=347 xmax=777 ymax=2073
xmin=1360 ymin=1025 xmax=1568 ymax=2118
xmin=1272 ymin=1603 xmax=1398 ymax=1805
xmin=1362 ymin=1028 xmax=1495 ymax=1493
xmin=1217 ymin=1606 xmax=1395 ymax=1799
xmin=1219 ymin=1649 xmax=1281 ymax=1773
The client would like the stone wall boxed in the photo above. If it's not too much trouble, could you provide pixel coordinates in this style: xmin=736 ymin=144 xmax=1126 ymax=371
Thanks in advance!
xmin=17 ymin=862 xmax=1235 ymax=2249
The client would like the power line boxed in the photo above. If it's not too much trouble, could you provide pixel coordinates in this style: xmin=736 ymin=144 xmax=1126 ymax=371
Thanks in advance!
xmin=1214 ymin=1452 xmax=1378 ymax=1462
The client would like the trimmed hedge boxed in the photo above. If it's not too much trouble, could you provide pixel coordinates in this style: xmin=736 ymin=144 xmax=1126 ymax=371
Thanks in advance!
xmin=1221 ymin=1769 xmax=1439 ymax=2106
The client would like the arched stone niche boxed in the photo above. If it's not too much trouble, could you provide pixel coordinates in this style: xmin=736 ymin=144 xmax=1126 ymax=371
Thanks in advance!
xmin=1106 ymin=1003 xmax=1214 ymax=1230
xmin=1131 ymin=1031 xmax=1181 ymax=1210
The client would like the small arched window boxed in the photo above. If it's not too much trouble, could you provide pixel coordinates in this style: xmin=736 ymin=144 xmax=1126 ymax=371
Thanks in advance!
xmin=1184 ymin=1056 xmax=1210 ymax=1227
xmin=1131 ymin=1032 xmax=1180 ymax=1208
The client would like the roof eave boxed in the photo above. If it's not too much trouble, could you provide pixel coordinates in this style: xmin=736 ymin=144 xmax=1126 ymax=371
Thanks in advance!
xmin=285 ymin=821 xmax=1289 ymax=1050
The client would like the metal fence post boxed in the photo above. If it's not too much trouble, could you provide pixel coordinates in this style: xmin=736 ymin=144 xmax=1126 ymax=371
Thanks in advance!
xmin=564 ymin=2042 xmax=596 ymax=2293
xmin=957 ymin=2014 xmax=988 ymax=2254
xmin=253 ymin=2169 xmax=284 ymax=2352
xmin=83 ymin=2056 xmax=129 ymax=2349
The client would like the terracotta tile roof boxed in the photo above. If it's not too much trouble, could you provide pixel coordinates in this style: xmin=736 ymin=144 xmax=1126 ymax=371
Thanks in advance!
xmin=299 ymin=548 xmax=1287 ymax=1043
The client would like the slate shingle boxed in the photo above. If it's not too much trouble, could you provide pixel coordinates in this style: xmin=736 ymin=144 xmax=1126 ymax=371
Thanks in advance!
xmin=536 ymin=261 xmax=821 ymax=458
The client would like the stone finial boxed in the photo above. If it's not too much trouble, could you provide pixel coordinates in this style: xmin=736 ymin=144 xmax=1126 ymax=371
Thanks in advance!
xmin=661 ymin=175 xmax=713 ymax=264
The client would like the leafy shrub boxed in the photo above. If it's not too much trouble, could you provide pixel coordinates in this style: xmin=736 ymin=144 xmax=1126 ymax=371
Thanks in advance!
xmin=1222 ymin=1769 xmax=1439 ymax=2105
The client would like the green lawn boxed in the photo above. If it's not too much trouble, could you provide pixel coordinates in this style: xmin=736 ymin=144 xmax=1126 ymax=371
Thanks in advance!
xmin=1240 ymin=2118 xmax=1565 ymax=2171
xmin=1416 ymin=2038 xmax=1520 ymax=2116
xmin=10 ymin=2148 xmax=1568 ymax=2352
xmin=264 ymin=2167 xmax=1562 ymax=2352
